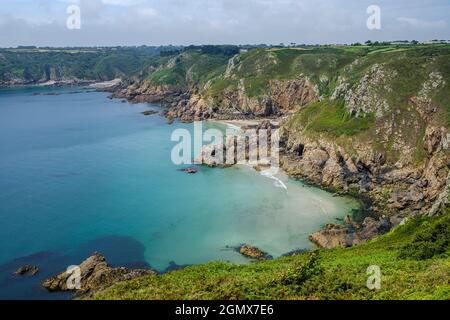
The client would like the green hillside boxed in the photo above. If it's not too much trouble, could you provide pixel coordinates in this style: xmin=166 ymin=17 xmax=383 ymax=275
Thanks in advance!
xmin=0 ymin=46 xmax=172 ymax=84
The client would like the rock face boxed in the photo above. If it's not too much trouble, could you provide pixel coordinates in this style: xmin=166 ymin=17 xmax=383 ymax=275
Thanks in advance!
xmin=42 ymin=253 xmax=155 ymax=296
xmin=113 ymin=74 xmax=317 ymax=122
xmin=280 ymin=67 xmax=450 ymax=220
xmin=239 ymin=245 xmax=270 ymax=260
xmin=280 ymin=122 xmax=449 ymax=219
xmin=194 ymin=121 xmax=278 ymax=168
xmin=332 ymin=64 xmax=396 ymax=118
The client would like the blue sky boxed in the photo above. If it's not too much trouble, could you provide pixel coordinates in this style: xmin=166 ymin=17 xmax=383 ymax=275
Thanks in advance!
xmin=0 ymin=0 xmax=449 ymax=46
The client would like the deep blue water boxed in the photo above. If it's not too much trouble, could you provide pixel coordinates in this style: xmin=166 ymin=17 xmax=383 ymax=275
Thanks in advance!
xmin=0 ymin=86 xmax=359 ymax=299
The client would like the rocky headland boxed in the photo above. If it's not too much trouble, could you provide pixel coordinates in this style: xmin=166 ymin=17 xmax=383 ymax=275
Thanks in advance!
xmin=108 ymin=46 xmax=449 ymax=249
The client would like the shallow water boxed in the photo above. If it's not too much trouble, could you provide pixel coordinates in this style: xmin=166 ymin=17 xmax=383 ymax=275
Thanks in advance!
xmin=0 ymin=86 xmax=359 ymax=298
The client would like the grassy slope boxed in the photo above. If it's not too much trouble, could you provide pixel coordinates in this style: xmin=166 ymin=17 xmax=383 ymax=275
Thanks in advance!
xmin=90 ymin=211 xmax=449 ymax=300
xmin=282 ymin=46 xmax=450 ymax=164
xmin=146 ymin=47 xmax=237 ymax=89
xmin=205 ymin=47 xmax=359 ymax=98
xmin=286 ymin=100 xmax=376 ymax=137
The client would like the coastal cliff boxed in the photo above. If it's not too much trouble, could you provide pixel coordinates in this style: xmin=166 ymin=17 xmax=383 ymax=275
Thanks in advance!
xmin=112 ymin=46 xmax=450 ymax=248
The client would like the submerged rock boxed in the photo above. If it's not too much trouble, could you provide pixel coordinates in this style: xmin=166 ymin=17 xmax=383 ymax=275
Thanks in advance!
xmin=42 ymin=252 xmax=156 ymax=296
xmin=14 ymin=265 xmax=39 ymax=276
xmin=141 ymin=110 xmax=158 ymax=116
xmin=238 ymin=245 xmax=269 ymax=260
xmin=179 ymin=167 xmax=198 ymax=174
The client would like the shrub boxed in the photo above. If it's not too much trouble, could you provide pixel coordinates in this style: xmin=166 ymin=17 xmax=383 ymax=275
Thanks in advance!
xmin=398 ymin=214 xmax=450 ymax=260
xmin=275 ymin=251 xmax=323 ymax=286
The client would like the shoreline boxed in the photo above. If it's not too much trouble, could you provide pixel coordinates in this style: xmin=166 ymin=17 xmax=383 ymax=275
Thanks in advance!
xmin=208 ymin=117 xmax=381 ymax=241
xmin=0 ymin=78 xmax=121 ymax=90
xmin=208 ymin=118 xmax=280 ymax=129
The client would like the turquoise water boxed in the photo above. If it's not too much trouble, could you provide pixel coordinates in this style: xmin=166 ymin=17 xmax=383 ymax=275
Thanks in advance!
xmin=0 ymin=86 xmax=359 ymax=297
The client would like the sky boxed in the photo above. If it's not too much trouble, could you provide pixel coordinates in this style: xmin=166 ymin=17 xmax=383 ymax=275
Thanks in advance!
xmin=0 ymin=0 xmax=449 ymax=47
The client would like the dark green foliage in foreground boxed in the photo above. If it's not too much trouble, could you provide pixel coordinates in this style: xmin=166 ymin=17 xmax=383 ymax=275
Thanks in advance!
xmin=89 ymin=210 xmax=450 ymax=300
xmin=274 ymin=251 xmax=322 ymax=286
xmin=398 ymin=214 xmax=450 ymax=260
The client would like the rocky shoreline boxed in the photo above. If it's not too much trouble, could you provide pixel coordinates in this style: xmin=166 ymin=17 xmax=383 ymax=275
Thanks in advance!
xmin=107 ymin=83 xmax=405 ymax=246
xmin=20 ymin=79 xmax=444 ymax=248
xmin=0 ymin=78 xmax=96 ymax=89
xmin=41 ymin=253 xmax=156 ymax=298
xmin=0 ymin=78 xmax=123 ymax=90
xmin=37 ymin=245 xmax=273 ymax=298
xmin=111 ymin=82 xmax=450 ymax=248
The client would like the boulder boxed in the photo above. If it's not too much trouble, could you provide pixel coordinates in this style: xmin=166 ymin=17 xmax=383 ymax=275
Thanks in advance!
xmin=141 ymin=110 xmax=158 ymax=116
xmin=238 ymin=245 xmax=269 ymax=260
xmin=180 ymin=167 xmax=198 ymax=174
xmin=309 ymin=224 xmax=354 ymax=249
xmin=310 ymin=217 xmax=392 ymax=249
xmin=14 ymin=265 xmax=39 ymax=276
xmin=42 ymin=252 xmax=155 ymax=296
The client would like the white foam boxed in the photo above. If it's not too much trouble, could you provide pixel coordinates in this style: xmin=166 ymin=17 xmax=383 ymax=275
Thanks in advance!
xmin=226 ymin=123 xmax=241 ymax=131
xmin=260 ymin=167 xmax=288 ymax=190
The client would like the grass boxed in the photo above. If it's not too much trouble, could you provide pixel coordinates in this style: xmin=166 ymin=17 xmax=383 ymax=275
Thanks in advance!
xmin=203 ymin=47 xmax=359 ymax=98
xmin=148 ymin=50 xmax=231 ymax=89
xmin=288 ymin=100 xmax=375 ymax=137
xmin=89 ymin=210 xmax=450 ymax=300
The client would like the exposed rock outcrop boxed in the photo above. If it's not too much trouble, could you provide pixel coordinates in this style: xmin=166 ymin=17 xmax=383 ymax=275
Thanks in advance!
xmin=14 ymin=265 xmax=39 ymax=276
xmin=42 ymin=253 xmax=156 ymax=297
xmin=332 ymin=64 xmax=397 ymax=118
xmin=113 ymin=75 xmax=318 ymax=122
xmin=238 ymin=245 xmax=270 ymax=260
xmin=309 ymin=217 xmax=392 ymax=249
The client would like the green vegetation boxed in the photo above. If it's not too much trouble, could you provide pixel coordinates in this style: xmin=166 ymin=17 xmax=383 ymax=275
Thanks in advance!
xmin=398 ymin=214 xmax=450 ymax=260
xmin=148 ymin=49 xmax=232 ymax=89
xmin=90 ymin=210 xmax=450 ymax=300
xmin=0 ymin=46 xmax=174 ymax=83
xmin=206 ymin=47 xmax=359 ymax=97
xmin=287 ymin=100 xmax=375 ymax=136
